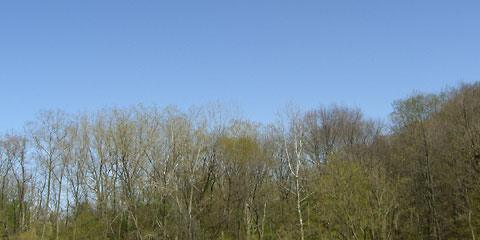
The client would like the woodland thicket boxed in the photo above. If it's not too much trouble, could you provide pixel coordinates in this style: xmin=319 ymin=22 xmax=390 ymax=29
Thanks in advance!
xmin=1 ymin=82 xmax=480 ymax=239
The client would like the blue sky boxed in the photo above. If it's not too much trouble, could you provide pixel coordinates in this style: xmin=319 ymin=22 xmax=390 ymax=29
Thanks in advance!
xmin=1 ymin=1 xmax=479 ymax=131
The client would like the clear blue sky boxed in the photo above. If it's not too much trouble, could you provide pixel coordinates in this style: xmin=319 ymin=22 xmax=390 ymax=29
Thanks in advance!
xmin=1 ymin=1 xmax=479 ymax=131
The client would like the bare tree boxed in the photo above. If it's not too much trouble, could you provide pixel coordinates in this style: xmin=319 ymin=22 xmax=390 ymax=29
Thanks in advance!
xmin=28 ymin=110 xmax=70 ymax=239
xmin=3 ymin=133 xmax=30 ymax=234
xmin=274 ymin=105 xmax=307 ymax=240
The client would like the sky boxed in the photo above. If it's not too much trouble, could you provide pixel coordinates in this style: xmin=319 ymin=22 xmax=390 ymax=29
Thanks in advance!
xmin=1 ymin=1 xmax=479 ymax=131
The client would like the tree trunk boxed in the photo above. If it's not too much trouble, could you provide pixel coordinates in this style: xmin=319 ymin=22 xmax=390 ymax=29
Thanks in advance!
xmin=55 ymin=169 xmax=65 ymax=240
xmin=295 ymin=174 xmax=305 ymax=240
xmin=42 ymin=163 xmax=53 ymax=240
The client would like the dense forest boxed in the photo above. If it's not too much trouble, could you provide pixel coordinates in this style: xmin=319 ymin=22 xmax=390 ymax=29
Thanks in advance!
xmin=1 ymin=82 xmax=480 ymax=240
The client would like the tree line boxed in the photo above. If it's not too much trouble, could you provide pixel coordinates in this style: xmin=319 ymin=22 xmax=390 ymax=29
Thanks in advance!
xmin=1 ymin=82 xmax=479 ymax=239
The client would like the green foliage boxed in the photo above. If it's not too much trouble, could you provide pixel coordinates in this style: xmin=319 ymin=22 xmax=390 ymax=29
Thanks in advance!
xmin=62 ymin=204 xmax=107 ymax=240
xmin=390 ymin=93 xmax=443 ymax=133
xmin=310 ymin=157 xmax=398 ymax=239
